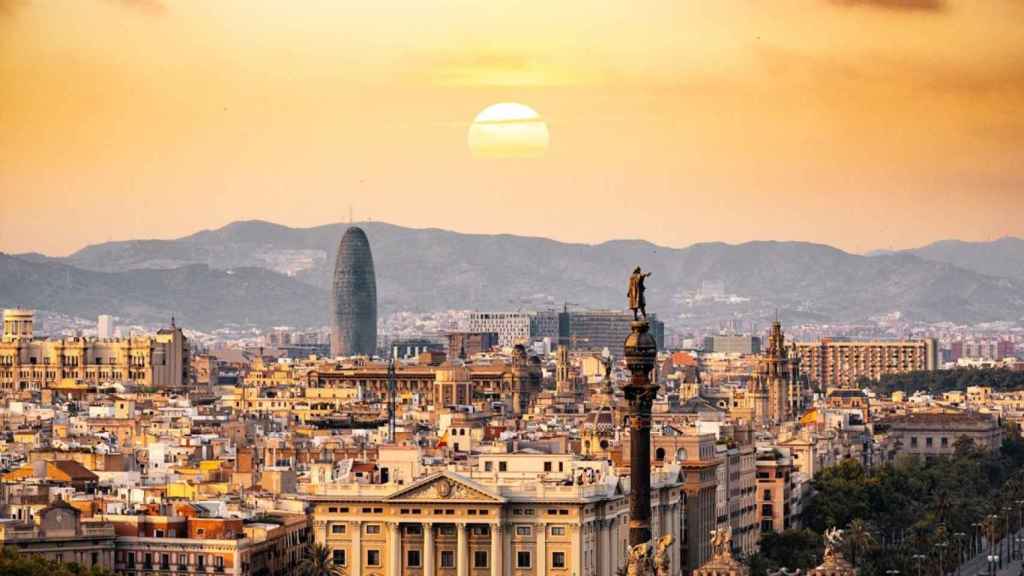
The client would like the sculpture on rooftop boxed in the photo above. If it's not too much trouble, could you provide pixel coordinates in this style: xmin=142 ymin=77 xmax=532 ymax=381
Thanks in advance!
xmin=654 ymin=534 xmax=674 ymax=576
xmin=627 ymin=542 xmax=653 ymax=576
xmin=823 ymin=527 xmax=844 ymax=560
xmin=628 ymin=266 xmax=652 ymax=320
xmin=710 ymin=527 xmax=733 ymax=558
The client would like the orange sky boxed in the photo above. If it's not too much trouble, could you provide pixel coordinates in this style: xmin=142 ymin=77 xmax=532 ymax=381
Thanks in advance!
xmin=2 ymin=0 xmax=1022 ymax=256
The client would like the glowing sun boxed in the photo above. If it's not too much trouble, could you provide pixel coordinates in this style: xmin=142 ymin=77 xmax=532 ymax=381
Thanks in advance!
xmin=467 ymin=102 xmax=549 ymax=159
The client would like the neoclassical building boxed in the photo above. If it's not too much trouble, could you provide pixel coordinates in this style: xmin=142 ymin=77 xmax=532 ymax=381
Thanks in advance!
xmin=0 ymin=309 xmax=189 ymax=393
xmin=307 ymin=463 xmax=685 ymax=576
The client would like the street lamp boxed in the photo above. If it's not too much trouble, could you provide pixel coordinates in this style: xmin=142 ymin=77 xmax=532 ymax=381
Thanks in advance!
xmin=912 ymin=554 xmax=927 ymax=576
xmin=986 ymin=554 xmax=999 ymax=576
xmin=936 ymin=541 xmax=949 ymax=576
xmin=953 ymin=532 xmax=966 ymax=576
xmin=1004 ymin=507 xmax=1013 ymax=568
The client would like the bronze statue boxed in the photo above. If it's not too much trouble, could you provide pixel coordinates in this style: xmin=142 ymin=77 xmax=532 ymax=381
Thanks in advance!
xmin=823 ymin=527 xmax=844 ymax=560
xmin=626 ymin=542 xmax=653 ymax=576
xmin=654 ymin=534 xmax=674 ymax=576
xmin=628 ymin=267 xmax=652 ymax=320
xmin=710 ymin=527 xmax=732 ymax=558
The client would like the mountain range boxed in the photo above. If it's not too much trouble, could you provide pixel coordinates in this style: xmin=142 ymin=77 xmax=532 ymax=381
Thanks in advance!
xmin=2 ymin=221 xmax=1023 ymax=330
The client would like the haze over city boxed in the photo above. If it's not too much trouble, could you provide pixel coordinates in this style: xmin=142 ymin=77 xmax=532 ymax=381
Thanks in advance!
xmin=3 ymin=3 xmax=1024 ymax=576
xmin=3 ymin=1 xmax=1024 ymax=256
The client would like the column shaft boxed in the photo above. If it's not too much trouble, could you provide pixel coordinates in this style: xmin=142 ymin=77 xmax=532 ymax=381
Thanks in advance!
xmin=423 ymin=523 xmax=434 ymax=576
xmin=536 ymin=523 xmax=547 ymax=576
xmin=457 ymin=523 xmax=468 ymax=576
xmin=490 ymin=525 xmax=503 ymax=576
xmin=388 ymin=523 xmax=401 ymax=576
xmin=351 ymin=522 xmax=362 ymax=576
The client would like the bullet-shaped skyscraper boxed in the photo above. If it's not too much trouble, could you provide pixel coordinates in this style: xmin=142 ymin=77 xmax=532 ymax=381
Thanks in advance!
xmin=330 ymin=226 xmax=378 ymax=357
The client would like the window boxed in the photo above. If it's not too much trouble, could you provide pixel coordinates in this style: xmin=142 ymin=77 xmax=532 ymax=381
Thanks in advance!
xmin=366 ymin=524 xmax=381 ymax=535
xmin=407 ymin=550 xmax=422 ymax=568
xmin=127 ymin=554 xmax=135 ymax=568
xmin=441 ymin=551 xmax=455 ymax=568
xmin=197 ymin=528 xmax=206 ymax=536
xmin=332 ymin=524 xmax=346 ymax=534
xmin=551 ymin=526 xmax=566 ymax=536
xmin=763 ymin=489 xmax=772 ymax=501
xmin=926 ymin=437 xmax=933 ymax=447
xmin=941 ymin=437 xmax=949 ymax=448
xmin=655 ymin=447 xmax=666 ymax=461
xmin=516 ymin=525 xmax=532 ymax=536
xmin=406 ymin=525 xmax=422 ymax=535
xmin=333 ymin=550 xmax=346 ymax=566
xmin=197 ymin=556 xmax=206 ymax=568
xmin=910 ymin=436 xmax=918 ymax=448
xmin=179 ymin=554 xmax=187 ymax=567
xmin=517 ymin=551 xmax=532 ymax=569
xmin=499 ymin=461 xmax=508 ymax=472
xmin=485 ymin=461 xmax=493 ymax=472
xmin=544 ymin=461 xmax=552 ymax=472
xmin=552 ymin=551 xmax=566 ymax=569
xmin=367 ymin=550 xmax=381 ymax=567
xmin=215 ymin=556 xmax=224 ymax=568
xmin=474 ymin=550 xmax=489 ymax=568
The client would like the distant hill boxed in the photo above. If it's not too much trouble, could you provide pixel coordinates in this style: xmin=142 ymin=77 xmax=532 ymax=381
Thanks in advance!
xmin=4 ymin=221 xmax=1024 ymax=329
xmin=0 ymin=252 xmax=326 ymax=329
xmin=898 ymin=237 xmax=1024 ymax=281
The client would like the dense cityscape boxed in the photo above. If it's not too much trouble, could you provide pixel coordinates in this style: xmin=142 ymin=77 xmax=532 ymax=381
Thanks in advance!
xmin=1 ymin=226 xmax=1023 ymax=576
xmin=5 ymin=1 xmax=1024 ymax=575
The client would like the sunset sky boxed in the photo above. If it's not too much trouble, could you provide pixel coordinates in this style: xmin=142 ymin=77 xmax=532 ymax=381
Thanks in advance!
xmin=2 ymin=0 xmax=1022 ymax=256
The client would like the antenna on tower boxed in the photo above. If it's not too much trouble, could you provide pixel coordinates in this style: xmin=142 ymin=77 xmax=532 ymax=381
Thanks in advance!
xmin=348 ymin=205 xmax=353 ymax=224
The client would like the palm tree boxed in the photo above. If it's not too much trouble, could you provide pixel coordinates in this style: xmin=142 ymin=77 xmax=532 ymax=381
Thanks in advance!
xmin=845 ymin=519 xmax=877 ymax=567
xmin=298 ymin=543 xmax=346 ymax=576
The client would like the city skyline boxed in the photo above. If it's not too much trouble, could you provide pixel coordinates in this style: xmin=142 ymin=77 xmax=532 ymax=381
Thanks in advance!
xmin=3 ymin=1 xmax=1024 ymax=256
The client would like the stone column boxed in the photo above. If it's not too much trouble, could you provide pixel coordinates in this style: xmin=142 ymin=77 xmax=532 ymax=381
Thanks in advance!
xmin=536 ymin=522 xmax=547 ymax=576
xmin=600 ymin=519 xmax=612 ymax=576
xmin=457 ymin=523 xmax=468 ymax=576
xmin=423 ymin=522 xmax=434 ymax=576
xmin=490 ymin=524 xmax=503 ymax=576
xmin=350 ymin=521 xmax=362 ymax=576
xmin=571 ymin=524 xmax=582 ymax=576
xmin=624 ymin=319 xmax=658 ymax=548
xmin=388 ymin=522 xmax=401 ymax=576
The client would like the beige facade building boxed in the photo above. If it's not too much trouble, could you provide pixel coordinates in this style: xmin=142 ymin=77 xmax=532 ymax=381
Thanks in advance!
xmin=885 ymin=411 xmax=1002 ymax=457
xmin=0 ymin=309 xmax=189 ymax=393
xmin=307 ymin=463 xmax=685 ymax=576
xmin=795 ymin=337 xmax=937 ymax=389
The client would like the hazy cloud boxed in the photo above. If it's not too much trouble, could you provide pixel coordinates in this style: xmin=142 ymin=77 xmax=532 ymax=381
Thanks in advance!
xmin=829 ymin=0 xmax=945 ymax=11
xmin=109 ymin=0 xmax=165 ymax=16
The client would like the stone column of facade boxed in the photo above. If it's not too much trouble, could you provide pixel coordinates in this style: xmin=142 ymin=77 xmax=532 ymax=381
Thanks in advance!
xmin=387 ymin=523 xmax=401 ymax=576
xmin=350 ymin=521 xmax=362 ymax=576
xmin=571 ymin=524 xmax=582 ymax=576
xmin=490 ymin=523 xmax=503 ymax=576
xmin=456 ymin=523 xmax=468 ymax=576
xmin=600 ymin=519 xmax=612 ymax=575
xmin=423 ymin=522 xmax=434 ymax=576
xmin=536 ymin=522 xmax=547 ymax=576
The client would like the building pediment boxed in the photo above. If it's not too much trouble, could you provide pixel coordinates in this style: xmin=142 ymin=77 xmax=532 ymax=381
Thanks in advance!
xmin=385 ymin=472 xmax=505 ymax=503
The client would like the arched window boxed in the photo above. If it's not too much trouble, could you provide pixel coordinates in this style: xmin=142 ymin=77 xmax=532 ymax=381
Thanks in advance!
xmin=675 ymin=448 xmax=688 ymax=462
xmin=655 ymin=447 xmax=666 ymax=462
